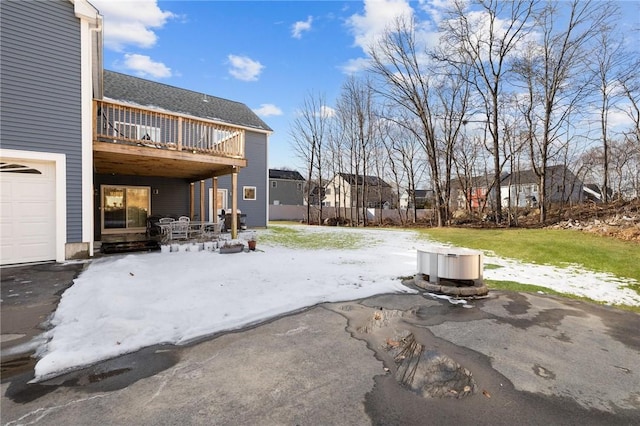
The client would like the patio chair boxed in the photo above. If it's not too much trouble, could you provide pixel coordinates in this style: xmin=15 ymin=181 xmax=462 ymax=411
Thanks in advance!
xmin=171 ymin=220 xmax=189 ymax=240
xmin=159 ymin=217 xmax=175 ymax=223
xmin=178 ymin=216 xmax=190 ymax=222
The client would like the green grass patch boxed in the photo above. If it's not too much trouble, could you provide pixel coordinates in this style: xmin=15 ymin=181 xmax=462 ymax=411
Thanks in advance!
xmin=486 ymin=279 xmax=640 ymax=313
xmin=484 ymin=263 xmax=504 ymax=270
xmin=261 ymin=225 xmax=366 ymax=250
xmin=420 ymin=227 xmax=640 ymax=284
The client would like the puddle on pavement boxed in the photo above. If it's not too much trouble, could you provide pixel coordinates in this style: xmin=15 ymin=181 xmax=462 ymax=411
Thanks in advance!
xmin=330 ymin=296 xmax=491 ymax=401
xmin=1 ymin=353 xmax=37 ymax=380
xmin=4 ymin=345 xmax=180 ymax=403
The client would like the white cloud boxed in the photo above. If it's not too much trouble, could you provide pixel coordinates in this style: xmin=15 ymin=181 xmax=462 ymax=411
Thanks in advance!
xmin=340 ymin=57 xmax=372 ymax=75
xmin=227 ymin=55 xmax=265 ymax=81
xmin=292 ymin=16 xmax=314 ymax=39
xmin=123 ymin=53 xmax=172 ymax=78
xmin=91 ymin=0 xmax=176 ymax=51
xmin=418 ymin=0 xmax=456 ymax=25
xmin=346 ymin=0 xmax=414 ymax=51
xmin=320 ymin=105 xmax=336 ymax=119
xmin=254 ymin=104 xmax=283 ymax=117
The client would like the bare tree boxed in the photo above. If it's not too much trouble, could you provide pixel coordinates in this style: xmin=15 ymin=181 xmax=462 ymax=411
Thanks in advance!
xmin=438 ymin=0 xmax=538 ymax=223
xmin=588 ymin=3 xmax=628 ymax=203
xmin=334 ymin=76 xmax=378 ymax=226
xmin=379 ymin=110 xmax=426 ymax=224
xmin=432 ymin=63 xmax=472 ymax=224
xmin=368 ymin=16 xmax=450 ymax=226
xmin=290 ymin=92 xmax=329 ymax=224
xmin=511 ymin=0 xmax=610 ymax=221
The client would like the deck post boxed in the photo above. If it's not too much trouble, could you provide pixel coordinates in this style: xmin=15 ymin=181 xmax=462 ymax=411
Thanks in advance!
xmin=212 ymin=176 xmax=218 ymax=222
xmin=200 ymin=180 xmax=205 ymax=222
xmin=231 ymin=171 xmax=238 ymax=239
xmin=190 ymin=182 xmax=195 ymax=219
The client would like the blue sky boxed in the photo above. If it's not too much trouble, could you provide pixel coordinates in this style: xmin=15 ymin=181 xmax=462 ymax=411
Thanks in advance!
xmin=92 ymin=0 xmax=639 ymax=172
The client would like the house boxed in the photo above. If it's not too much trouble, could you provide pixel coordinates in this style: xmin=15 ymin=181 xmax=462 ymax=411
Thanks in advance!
xmin=269 ymin=169 xmax=305 ymax=205
xmin=500 ymin=165 xmax=583 ymax=208
xmin=450 ymin=173 xmax=505 ymax=211
xmin=583 ymin=183 xmax=612 ymax=203
xmin=305 ymin=180 xmax=327 ymax=207
xmin=325 ymin=173 xmax=395 ymax=209
xmin=399 ymin=189 xmax=435 ymax=209
xmin=1 ymin=0 xmax=101 ymax=265
xmin=99 ymin=71 xmax=272 ymax=235
xmin=0 ymin=0 xmax=271 ymax=266
xmin=450 ymin=166 xmax=583 ymax=213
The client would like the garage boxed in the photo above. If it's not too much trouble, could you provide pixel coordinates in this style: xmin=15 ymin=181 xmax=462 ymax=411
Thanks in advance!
xmin=1 ymin=160 xmax=57 ymax=265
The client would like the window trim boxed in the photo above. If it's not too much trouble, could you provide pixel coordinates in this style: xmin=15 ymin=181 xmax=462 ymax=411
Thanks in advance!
xmin=243 ymin=186 xmax=257 ymax=201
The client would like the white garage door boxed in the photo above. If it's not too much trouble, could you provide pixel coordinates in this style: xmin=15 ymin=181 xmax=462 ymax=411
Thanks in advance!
xmin=1 ymin=160 xmax=57 ymax=265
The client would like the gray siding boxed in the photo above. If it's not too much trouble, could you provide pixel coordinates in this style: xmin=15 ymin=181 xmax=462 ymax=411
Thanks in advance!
xmin=1 ymin=0 xmax=83 ymax=242
xmin=270 ymin=180 xmax=304 ymax=205
xmin=207 ymin=131 xmax=268 ymax=227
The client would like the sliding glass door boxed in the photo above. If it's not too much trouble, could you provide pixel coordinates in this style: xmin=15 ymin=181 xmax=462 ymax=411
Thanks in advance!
xmin=101 ymin=185 xmax=150 ymax=233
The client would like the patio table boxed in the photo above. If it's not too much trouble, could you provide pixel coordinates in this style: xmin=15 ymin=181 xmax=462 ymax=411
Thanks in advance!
xmin=156 ymin=221 xmax=222 ymax=241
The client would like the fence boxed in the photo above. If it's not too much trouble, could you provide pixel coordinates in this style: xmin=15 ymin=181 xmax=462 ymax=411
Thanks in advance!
xmin=268 ymin=205 xmax=435 ymax=225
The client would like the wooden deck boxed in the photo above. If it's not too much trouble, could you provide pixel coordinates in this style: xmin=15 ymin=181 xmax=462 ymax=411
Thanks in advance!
xmin=93 ymin=99 xmax=247 ymax=180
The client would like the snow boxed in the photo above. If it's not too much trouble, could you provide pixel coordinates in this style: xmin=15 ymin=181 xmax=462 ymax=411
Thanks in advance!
xmin=32 ymin=225 xmax=640 ymax=381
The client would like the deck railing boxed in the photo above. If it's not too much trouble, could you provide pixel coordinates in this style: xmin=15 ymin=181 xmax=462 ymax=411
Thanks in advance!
xmin=94 ymin=100 xmax=245 ymax=158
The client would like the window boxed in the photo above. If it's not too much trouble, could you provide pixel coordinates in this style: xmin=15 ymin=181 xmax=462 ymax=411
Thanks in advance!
xmin=243 ymin=186 xmax=256 ymax=200
xmin=271 ymin=181 xmax=277 ymax=188
xmin=325 ymin=187 xmax=331 ymax=195
xmin=297 ymin=183 xmax=302 ymax=190
xmin=101 ymin=185 xmax=150 ymax=233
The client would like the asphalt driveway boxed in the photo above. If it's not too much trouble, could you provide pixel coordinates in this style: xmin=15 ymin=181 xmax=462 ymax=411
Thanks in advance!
xmin=1 ymin=262 xmax=639 ymax=425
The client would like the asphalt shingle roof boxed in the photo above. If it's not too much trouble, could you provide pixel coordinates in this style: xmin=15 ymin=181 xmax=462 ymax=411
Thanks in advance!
xmin=269 ymin=169 xmax=305 ymax=181
xmin=103 ymin=70 xmax=272 ymax=132
xmin=338 ymin=173 xmax=391 ymax=188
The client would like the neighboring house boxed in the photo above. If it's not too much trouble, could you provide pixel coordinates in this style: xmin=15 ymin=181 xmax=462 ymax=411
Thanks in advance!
xmin=500 ymin=165 xmax=583 ymax=208
xmin=450 ymin=166 xmax=583 ymax=213
xmin=325 ymin=173 xmax=395 ymax=209
xmin=0 ymin=0 xmax=272 ymax=266
xmin=269 ymin=169 xmax=305 ymax=205
xmin=399 ymin=189 xmax=435 ymax=209
xmin=450 ymin=173 xmax=505 ymax=211
xmin=583 ymin=183 xmax=613 ymax=203
xmin=305 ymin=180 xmax=327 ymax=206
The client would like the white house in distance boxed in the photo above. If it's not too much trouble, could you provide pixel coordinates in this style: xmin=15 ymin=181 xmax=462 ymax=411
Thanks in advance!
xmin=324 ymin=173 xmax=395 ymax=208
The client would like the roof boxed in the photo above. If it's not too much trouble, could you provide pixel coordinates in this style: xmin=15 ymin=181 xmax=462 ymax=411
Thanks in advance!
xmin=102 ymin=70 xmax=273 ymax=132
xmin=338 ymin=173 xmax=391 ymax=188
xmin=506 ymin=165 xmax=576 ymax=185
xmin=414 ymin=189 xmax=434 ymax=198
xmin=451 ymin=172 xmax=509 ymax=189
xmin=269 ymin=169 xmax=305 ymax=181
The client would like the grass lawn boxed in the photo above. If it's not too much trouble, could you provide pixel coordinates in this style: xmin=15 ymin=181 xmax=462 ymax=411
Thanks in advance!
xmin=261 ymin=225 xmax=367 ymax=250
xmin=419 ymin=227 xmax=640 ymax=281
xmin=419 ymin=227 xmax=640 ymax=309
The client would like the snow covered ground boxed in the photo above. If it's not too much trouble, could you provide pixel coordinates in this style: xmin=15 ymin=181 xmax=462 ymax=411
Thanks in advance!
xmin=32 ymin=225 xmax=640 ymax=381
